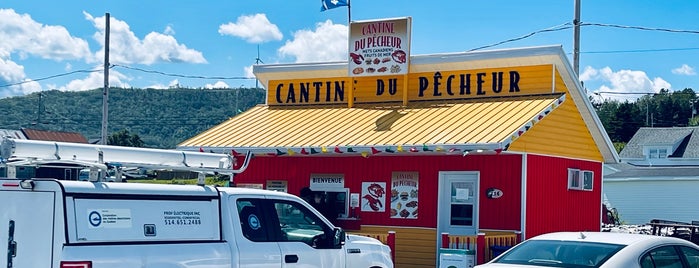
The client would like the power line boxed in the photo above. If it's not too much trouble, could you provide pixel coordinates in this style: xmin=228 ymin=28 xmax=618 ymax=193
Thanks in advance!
xmin=112 ymin=64 xmax=254 ymax=80
xmin=581 ymin=47 xmax=699 ymax=54
xmin=468 ymin=22 xmax=573 ymax=52
xmin=581 ymin=22 xmax=699 ymax=35
xmin=0 ymin=68 xmax=106 ymax=88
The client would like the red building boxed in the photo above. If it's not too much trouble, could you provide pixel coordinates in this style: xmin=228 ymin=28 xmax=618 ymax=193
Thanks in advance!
xmin=178 ymin=45 xmax=618 ymax=267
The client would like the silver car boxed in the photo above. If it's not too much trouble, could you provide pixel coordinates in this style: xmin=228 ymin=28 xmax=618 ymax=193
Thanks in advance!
xmin=475 ymin=232 xmax=699 ymax=268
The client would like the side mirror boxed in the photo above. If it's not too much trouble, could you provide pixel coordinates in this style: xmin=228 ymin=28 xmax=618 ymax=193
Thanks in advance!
xmin=333 ymin=227 xmax=346 ymax=248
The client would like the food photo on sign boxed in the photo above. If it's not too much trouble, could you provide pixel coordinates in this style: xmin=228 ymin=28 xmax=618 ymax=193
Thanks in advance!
xmin=361 ymin=182 xmax=386 ymax=212
xmin=390 ymin=172 xmax=418 ymax=219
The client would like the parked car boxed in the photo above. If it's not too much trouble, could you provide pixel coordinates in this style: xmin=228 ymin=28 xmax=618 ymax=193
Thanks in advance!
xmin=475 ymin=231 xmax=699 ymax=268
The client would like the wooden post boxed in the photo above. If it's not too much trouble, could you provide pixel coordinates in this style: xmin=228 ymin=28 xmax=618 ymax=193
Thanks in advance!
xmin=388 ymin=231 xmax=396 ymax=263
xmin=477 ymin=232 xmax=486 ymax=264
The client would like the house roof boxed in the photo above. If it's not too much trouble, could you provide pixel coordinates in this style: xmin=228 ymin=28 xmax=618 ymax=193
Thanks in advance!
xmin=605 ymin=162 xmax=699 ymax=178
xmin=0 ymin=129 xmax=26 ymax=140
xmin=619 ymin=127 xmax=699 ymax=159
xmin=21 ymin=128 xmax=88 ymax=143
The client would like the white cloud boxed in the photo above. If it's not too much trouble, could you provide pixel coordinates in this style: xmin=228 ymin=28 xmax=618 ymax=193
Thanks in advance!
xmin=0 ymin=52 xmax=42 ymax=97
xmin=0 ymin=9 xmax=91 ymax=61
xmin=672 ymin=64 xmax=696 ymax=76
xmin=204 ymin=81 xmax=229 ymax=89
xmin=581 ymin=66 xmax=671 ymax=102
xmin=57 ymin=67 xmax=130 ymax=92
xmin=84 ymin=12 xmax=206 ymax=65
xmin=164 ymin=25 xmax=175 ymax=35
xmin=244 ymin=65 xmax=254 ymax=78
xmin=278 ymin=20 xmax=347 ymax=63
xmin=218 ymin=14 xmax=283 ymax=43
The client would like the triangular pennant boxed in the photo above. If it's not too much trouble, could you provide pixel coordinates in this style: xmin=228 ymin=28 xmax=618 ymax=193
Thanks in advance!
xmin=397 ymin=145 xmax=404 ymax=152
xmin=334 ymin=146 xmax=343 ymax=153
xmin=409 ymin=147 xmax=419 ymax=152
xmin=321 ymin=147 xmax=328 ymax=153
xmin=300 ymin=148 xmax=309 ymax=155
xmin=371 ymin=147 xmax=381 ymax=154
xmin=361 ymin=152 xmax=369 ymax=158
xmin=495 ymin=148 xmax=503 ymax=154
xmin=422 ymin=144 xmax=433 ymax=152
xmin=435 ymin=146 xmax=444 ymax=152
xmin=347 ymin=147 xmax=356 ymax=153
xmin=287 ymin=148 xmax=296 ymax=156
xmin=276 ymin=149 xmax=286 ymax=156
xmin=385 ymin=147 xmax=395 ymax=153
xmin=448 ymin=147 xmax=461 ymax=153
xmin=311 ymin=148 xmax=320 ymax=154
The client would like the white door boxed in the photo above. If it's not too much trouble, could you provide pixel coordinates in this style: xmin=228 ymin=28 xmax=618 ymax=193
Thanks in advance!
xmin=271 ymin=200 xmax=344 ymax=267
xmin=1 ymin=191 xmax=55 ymax=268
xmin=437 ymin=172 xmax=479 ymax=247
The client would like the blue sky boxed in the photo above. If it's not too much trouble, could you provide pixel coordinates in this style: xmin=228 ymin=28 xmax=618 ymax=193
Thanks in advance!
xmin=1 ymin=0 xmax=697 ymax=101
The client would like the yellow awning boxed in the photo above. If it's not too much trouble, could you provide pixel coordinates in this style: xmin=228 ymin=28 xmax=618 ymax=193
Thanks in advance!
xmin=179 ymin=94 xmax=565 ymax=154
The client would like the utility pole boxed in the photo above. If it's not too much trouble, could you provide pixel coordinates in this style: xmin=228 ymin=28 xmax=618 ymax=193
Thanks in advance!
xmin=573 ymin=0 xmax=581 ymax=76
xmin=101 ymin=13 xmax=110 ymax=145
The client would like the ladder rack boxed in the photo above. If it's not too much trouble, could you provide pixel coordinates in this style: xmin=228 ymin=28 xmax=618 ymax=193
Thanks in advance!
xmin=0 ymin=137 xmax=251 ymax=183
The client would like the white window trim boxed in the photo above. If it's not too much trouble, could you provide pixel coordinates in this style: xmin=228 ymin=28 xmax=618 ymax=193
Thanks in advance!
xmin=568 ymin=168 xmax=594 ymax=191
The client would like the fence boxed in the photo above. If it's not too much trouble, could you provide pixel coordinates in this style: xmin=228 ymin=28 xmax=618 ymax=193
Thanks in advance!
xmin=441 ymin=231 xmax=521 ymax=264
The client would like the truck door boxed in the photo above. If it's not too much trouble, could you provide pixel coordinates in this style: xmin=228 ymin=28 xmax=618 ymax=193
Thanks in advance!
xmin=1 ymin=190 xmax=56 ymax=268
xmin=269 ymin=199 xmax=344 ymax=268
xmin=233 ymin=198 xmax=282 ymax=267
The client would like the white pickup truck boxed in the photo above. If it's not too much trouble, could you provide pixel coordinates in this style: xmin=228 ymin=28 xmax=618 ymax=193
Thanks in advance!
xmin=0 ymin=179 xmax=393 ymax=268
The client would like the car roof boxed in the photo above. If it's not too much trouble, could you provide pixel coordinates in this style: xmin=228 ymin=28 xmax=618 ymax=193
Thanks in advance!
xmin=530 ymin=232 xmax=696 ymax=247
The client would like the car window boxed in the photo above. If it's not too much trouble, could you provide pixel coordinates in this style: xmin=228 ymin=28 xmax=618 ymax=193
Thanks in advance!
xmin=272 ymin=200 xmax=329 ymax=248
xmin=680 ymin=246 xmax=699 ymax=268
xmin=236 ymin=199 xmax=269 ymax=242
xmin=641 ymin=246 xmax=683 ymax=268
xmin=494 ymin=240 xmax=624 ymax=267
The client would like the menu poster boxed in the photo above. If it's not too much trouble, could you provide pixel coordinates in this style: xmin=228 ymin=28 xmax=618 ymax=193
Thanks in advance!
xmin=390 ymin=172 xmax=418 ymax=219
xmin=349 ymin=17 xmax=411 ymax=77
xmin=361 ymin=182 xmax=386 ymax=212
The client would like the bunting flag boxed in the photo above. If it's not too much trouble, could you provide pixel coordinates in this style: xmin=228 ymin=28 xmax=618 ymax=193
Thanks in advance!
xmin=361 ymin=151 xmax=369 ymax=158
xmin=300 ymin=148 xmax=309 ymax=155
xmin=409 ymin=147 xmax=419 ymax=152
xmin=320 ymin=0 xmax=348 ymax=11
xmin=347 ymin=147 xmax=356 ymax=153
xmin=276 ymin=149 xmax=286 ymax=156
xmin=371 ymin=147 xmax=381 ymax=154
xmin=287 ymin=148 xmax=296 ymax=156
xmin=199 ymin=147 xmax=204 ymax=152
xmin=422 ymin=144 xmax=432 ymax=152
xmin=397 ymin=145 xmax=404 ymax=152
xmin=448 ymin=147 xmax=461 ymax=153
xmin=321 ymin=146 xmax=328 ymax=153
xmin=334 ymin=146 xmax=343 ymax=153
xmin=385 ymin=147 xmax=395 ymax=153
xmin=311 ymin=148 xmax=320 ymax=154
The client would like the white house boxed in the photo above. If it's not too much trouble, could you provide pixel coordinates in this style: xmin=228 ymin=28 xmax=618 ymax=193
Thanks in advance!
xmin=604 ymin=127 xmax=699 ymax=225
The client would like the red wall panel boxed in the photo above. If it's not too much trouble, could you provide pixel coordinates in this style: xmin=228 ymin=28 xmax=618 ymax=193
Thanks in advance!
xmin=234 ymin=153 xmax=523 ymax=231
xmin=524 ymin=154 xmax=602 ymax=238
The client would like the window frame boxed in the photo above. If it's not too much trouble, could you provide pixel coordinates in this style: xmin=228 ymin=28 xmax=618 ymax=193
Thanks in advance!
xmin=568 ymin=168 xmax=594 ymax=191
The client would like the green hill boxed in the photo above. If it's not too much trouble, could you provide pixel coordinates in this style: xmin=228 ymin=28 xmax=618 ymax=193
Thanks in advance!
xmin=0 ymin=87 xmax=265 ymax=148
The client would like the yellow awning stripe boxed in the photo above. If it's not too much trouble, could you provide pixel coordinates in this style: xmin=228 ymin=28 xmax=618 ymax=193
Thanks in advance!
xmin=179 ymin=94 xmax=565 ymax=154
